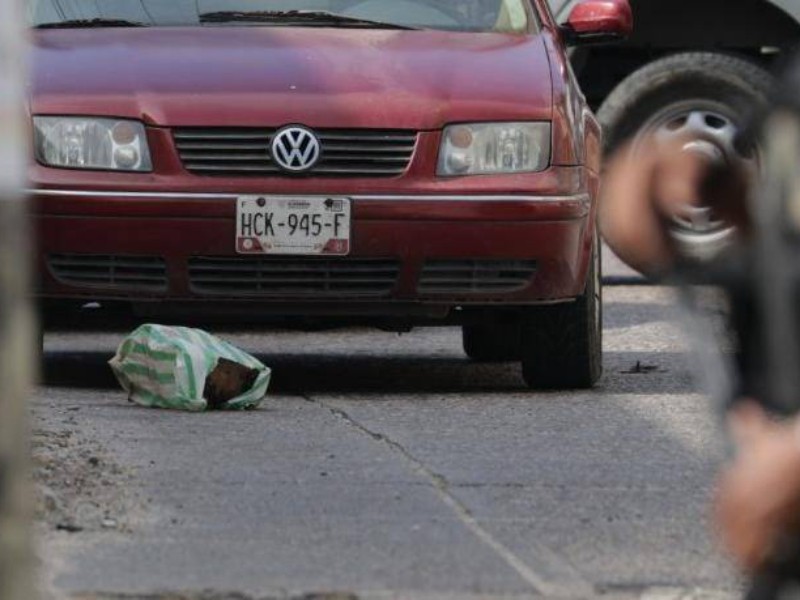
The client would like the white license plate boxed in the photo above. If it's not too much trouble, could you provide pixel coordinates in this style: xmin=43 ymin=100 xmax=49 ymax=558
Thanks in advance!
xmin=236 ymin=196 xmax=351 ymax=255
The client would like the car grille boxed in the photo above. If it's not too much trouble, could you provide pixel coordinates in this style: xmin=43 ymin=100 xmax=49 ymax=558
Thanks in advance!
xmin=418 ymin=260 xmax=537 ymax=294
xmin=48 ymin=254 xmax=168 ymax=291
xmin=173 ymin=128 xmax=417 ymax=177
xmin=188 ymin=256 xmax=401 ymax=297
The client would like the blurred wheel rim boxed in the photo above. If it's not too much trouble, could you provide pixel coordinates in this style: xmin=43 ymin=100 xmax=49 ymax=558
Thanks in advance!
xmin=633 ymin=99 xmax=756 ymax=261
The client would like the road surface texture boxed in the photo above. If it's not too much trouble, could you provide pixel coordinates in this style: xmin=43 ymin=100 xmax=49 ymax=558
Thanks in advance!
xmin=33 ymin=256 xmax=741 ymax=600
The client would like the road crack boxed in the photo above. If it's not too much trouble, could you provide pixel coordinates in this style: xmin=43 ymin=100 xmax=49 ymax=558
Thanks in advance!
xmin=304 ymin=394 xmax=594 ymax=598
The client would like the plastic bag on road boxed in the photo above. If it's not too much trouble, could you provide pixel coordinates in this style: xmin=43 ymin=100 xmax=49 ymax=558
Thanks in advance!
xmin=109 ymin=324 xmax=271 ymax=411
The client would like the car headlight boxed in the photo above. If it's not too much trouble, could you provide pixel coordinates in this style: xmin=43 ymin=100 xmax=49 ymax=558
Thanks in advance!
xmin=33 ymin=117 xmax=152 ymax=172
xmin=437 ymin=122 xmax=551 ymax=176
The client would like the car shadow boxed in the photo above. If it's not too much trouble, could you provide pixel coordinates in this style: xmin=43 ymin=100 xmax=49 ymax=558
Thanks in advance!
xmin=42 ymin=351 xmax=119 ymax=390
xmin=41 ymin=349 xmax=699 ymax=396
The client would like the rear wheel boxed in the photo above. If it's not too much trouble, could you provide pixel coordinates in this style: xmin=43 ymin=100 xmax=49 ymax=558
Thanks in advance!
xmin=520 ymin=241 xmax=602 ymax=390
xmin=462 ymin=319 xmax=521 ymax=362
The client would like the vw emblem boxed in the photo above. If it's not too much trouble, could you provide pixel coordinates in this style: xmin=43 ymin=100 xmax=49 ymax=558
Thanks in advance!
xmin=271 ymin=126 xmax=321 ymax=172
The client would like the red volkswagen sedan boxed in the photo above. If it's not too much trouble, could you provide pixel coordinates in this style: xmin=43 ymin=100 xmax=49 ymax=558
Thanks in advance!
xmin=30 ymin=0 xmax=631 ymax=389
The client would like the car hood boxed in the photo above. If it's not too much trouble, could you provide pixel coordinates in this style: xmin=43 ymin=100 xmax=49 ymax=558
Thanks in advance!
xmin=30 ymin=27 xmax=553 ymax=130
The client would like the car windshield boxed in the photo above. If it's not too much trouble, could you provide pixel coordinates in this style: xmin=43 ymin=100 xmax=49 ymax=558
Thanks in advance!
xmin=28 ymin=0 xmax=534 ymax=33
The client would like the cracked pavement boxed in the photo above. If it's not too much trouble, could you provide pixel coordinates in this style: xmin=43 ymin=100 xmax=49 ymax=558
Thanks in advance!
xmin=34 ymin=259 xmax=741 ymax=599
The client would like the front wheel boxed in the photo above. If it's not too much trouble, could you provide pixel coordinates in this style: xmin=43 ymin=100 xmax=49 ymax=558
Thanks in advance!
xmin=520 ymin=242 xmax=602 ymax=390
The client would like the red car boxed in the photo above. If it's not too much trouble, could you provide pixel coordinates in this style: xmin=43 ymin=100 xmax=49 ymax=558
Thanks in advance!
xmin=30 ymin=0 xmax=632 ymax=389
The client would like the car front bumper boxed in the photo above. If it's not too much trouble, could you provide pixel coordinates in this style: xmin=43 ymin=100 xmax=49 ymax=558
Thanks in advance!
xmin=33 ymin=189 xmax=595 ymax=314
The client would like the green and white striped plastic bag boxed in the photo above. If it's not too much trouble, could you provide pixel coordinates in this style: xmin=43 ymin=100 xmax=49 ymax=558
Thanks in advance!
xmin=109 ymin=324 xmax=271 ymax=411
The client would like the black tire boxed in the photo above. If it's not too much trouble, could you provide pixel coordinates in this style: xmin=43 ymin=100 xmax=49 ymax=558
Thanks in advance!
xmin=521 ymin=242 xmax=602 ymax=390
xmin=597 ymin=52 xmax=773 ymax=154
xmin=462 ymin=319 xmax=521 ymax=362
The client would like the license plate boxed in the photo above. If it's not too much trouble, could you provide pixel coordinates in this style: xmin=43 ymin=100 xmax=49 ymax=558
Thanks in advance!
xmin=236 ymin=196 xmax=351 ymax=255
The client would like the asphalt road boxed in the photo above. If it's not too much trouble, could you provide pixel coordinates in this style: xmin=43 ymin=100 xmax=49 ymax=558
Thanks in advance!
xmin=33 ymin=255 xmax=741 ymax=600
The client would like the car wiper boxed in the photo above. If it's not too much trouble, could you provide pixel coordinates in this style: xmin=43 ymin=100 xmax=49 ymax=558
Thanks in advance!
xmin=35 ymin=18 xmax=149 ymax=29
xmin=198 ymin=10 xmax=419 ymax=30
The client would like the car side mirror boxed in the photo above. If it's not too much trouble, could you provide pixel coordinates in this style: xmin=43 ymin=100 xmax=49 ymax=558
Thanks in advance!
xmin=561 ymin=0 xmax=633 ymax=46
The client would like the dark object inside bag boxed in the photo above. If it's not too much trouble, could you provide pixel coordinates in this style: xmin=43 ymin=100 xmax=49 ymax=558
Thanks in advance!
xmin=203 ymin=358 xmax=260 ymax=410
